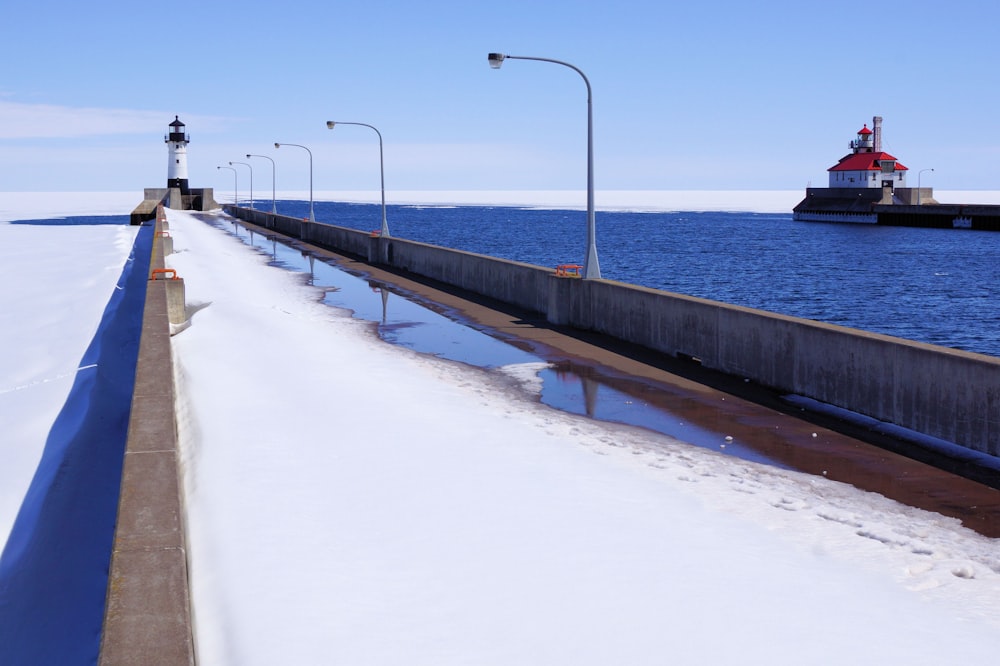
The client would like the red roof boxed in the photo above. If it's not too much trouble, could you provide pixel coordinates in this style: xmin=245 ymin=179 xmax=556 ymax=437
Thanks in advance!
xmin=857 ymin=124 xmax=873 ymax=135
xmin=828 ymin=151 xmax=908 ymax=172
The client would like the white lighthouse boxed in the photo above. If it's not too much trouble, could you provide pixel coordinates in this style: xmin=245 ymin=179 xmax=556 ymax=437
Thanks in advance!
xmin=165 ymin=115 xmax=190 ymax=194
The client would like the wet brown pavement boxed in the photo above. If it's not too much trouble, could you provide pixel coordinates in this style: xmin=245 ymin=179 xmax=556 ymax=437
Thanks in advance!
xmin=242 ymin=219 xmax=1000 ymax=539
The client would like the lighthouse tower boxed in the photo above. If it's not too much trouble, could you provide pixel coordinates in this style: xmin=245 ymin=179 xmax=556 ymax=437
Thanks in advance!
xmin=165 ymin=116 xmax=190 ymax=194
xmin=132 ymin=116 xmax=216 ymax=222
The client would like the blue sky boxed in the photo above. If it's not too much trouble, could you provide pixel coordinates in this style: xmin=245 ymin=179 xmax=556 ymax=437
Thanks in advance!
xmin=2 ymin=0 xmax=998 ymax=194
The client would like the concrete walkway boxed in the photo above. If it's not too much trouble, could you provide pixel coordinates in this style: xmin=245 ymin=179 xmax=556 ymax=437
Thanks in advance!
xmin=100 ymin=212 xmax=194 ymax=665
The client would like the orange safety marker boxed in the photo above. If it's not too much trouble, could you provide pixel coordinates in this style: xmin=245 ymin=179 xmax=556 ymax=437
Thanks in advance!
xmin=158 ymin=230 xmax=171 ymax=237
xmin=150 ymin=268 xmax=180 ymax=281
xmin=369 ymin=230 xmax=381 ymax=237
xmin=555 ymin=264 xmax=583 ymax=277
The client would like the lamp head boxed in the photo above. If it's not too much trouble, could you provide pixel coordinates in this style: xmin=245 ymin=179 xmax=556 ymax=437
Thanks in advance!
xmin=326 ymin=121 xmax=336 ymax=129
xmin=274 ymin=143 xmax=281 ymax=149
xmin=487 ymin=53 xmax=505 ymax=69
xmin=246 ymin=154 xmax=251 ymax=158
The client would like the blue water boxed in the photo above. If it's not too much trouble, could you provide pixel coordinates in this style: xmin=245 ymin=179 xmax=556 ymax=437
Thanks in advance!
xmin=267 ymin=200 xmax=1000 ymax=358
xmin=10 ymin=215 xmax=128 ymax=226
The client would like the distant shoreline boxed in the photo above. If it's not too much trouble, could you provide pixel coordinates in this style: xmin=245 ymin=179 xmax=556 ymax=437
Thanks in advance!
xmin=3 ymin=190 xmax=1000 ymax=222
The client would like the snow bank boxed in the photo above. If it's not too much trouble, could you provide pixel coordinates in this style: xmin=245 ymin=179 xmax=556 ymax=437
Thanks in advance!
xmin=0 ymin=222 xmax=137 ymax=543
xmin=0 ymin=192 xmax=140 ymax=222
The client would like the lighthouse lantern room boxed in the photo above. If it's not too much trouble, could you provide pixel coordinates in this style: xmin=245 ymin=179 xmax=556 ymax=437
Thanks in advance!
xmin=165 ymin=115 xmax=190 ymax=194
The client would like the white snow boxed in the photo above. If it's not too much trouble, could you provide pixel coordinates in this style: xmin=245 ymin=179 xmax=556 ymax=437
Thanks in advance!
xmin=0 ymin=216 xmax=137 ymax=541
xmin=3 ymin=193 xmax=1000 ymax=664
xmin=0 ymin=191 xmax=142 ymax=223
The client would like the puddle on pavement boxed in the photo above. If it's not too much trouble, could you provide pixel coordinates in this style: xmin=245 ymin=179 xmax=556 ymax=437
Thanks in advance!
xmin=217 ymin=218 xmax=789 ymax=469
xmin=184 ymin=215 xmax=1000 ymax=538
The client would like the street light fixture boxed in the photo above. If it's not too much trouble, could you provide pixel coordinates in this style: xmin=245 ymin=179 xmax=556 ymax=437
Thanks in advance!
xmin=487 ymin=52 xmax=601 ymax=279
xmin=217 ymin=165 xmax=238 ymax=206
xmin=230 ymin=161 xmax=253 ymax=210
xmin=917 ymin=168 xmax=934 ymax=206
xmin=274 ymin=142 xmax=315 ymax=222
xmin=326 ymin=120 xmax=390 ymax=237
xmin=247 ymin=153 xmax=277 ymax=214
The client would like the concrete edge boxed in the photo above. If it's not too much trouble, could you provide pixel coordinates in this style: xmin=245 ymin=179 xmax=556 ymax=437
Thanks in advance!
xmin=99 ymin=209 xmax=195 ymax=665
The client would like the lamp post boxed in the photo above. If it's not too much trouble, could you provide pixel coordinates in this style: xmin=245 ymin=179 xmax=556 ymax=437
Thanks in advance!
xmin=917 ymin=168 xmax=934 ymax=205
xmin=217 ymin=165 xmax=238 ymax=206
xmin=230 ymin=161 xmax=253 ymax=210
xmin=326 ymin=120 xmax=390 ymax=237
xmin=487 ymin=52 xmax=601 ymax=279
xmin=247 ymin=153 xmax=277 ymax=214
xmin=275 ymin=142 xmax=315 ymax=222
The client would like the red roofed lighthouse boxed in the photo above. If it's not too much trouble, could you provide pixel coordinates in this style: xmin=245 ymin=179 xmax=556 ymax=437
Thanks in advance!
xmin=827 ymin=117 xmax=907 ymax=190
xmin=793 ymin=116 xmax=1000 ymax=229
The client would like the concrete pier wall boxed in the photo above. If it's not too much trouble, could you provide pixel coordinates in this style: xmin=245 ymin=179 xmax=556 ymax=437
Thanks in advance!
xmin=131 ymin=188 xmax=217 ymax=225
xmin=568 ymin=278 xmax=999 ymax=455
xmin=382 ymin=238 xmax=552 ymax=314
xmin=101 ymin=207 xmax=194 ymax=665
xmin=225 ymin=206 xmax=1000 ymax=457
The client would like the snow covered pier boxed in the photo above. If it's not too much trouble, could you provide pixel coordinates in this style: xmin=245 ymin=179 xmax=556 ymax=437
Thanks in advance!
xmin=75 ymin=205 xmax=999 ymax=663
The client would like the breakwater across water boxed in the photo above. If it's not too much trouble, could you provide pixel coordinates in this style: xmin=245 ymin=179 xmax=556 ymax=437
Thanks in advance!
xmin=258 ymin=200 xmax=1000 ymax=359
xmin=226 ymin=203 xmax=1000 ymax=462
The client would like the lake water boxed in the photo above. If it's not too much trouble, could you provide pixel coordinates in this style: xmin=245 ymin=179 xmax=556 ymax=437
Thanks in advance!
xmin=269 ymin=200 xmax=1000 ymax=358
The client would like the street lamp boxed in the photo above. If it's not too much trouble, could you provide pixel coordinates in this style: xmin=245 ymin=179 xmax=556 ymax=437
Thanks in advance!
xmin=230 ymin=161 xmax=253 ymax=210
xmin=326 ymin=120 xmax=390 ymax=237
xmin=247 ymin=153 xmax=277 ymax=214
xmin=217 ymin=165 xmax=238 ymax=206
xmin=487 ymin=52 xmax=601 ymax=279
xmin=275 ymin=142 xmax=315 ymax=222
xmin=917 ymin=168 xmax=934 ymax=205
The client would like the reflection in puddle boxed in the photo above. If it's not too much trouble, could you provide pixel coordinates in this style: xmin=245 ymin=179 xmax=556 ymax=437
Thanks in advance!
xmin=225 ymin=217 xmax=788 ymax=468
xmin=539 ymin=362 xmax=788 ymax=468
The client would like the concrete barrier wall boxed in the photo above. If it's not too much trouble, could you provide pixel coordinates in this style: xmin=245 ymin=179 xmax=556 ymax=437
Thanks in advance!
xmin=383 ymin=238 xmax=552 ymax=314
xmin=227 ymin=206 xmax=551 ymax=313
xmin=224 ymin=206 xmax=1000 ymax=457
xmin=577 ymin=278 xmax=999 ymax=454
xmin=307 ymin=221 xmax=376 ymax=259
xmin=101 ymin=209 xmax=195 ymax=664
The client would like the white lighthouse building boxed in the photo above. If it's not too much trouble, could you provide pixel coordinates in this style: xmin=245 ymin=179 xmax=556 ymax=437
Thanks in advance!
xmin=165 ymin=115 xmax=190 ymax=194
xmin=132 ymin=116 xmax=215 ymax=222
